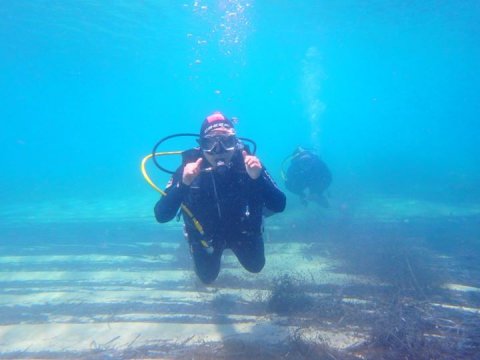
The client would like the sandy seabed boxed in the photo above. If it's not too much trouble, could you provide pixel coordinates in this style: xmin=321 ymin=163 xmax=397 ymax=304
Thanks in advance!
xmin=0 ymin=196 xmax=479 ymax=359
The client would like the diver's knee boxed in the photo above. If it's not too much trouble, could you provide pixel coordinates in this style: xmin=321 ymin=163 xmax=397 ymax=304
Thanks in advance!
xmin=197 ymin=272 xmax=218 ymax=284
xmin=194 ymin=263 xmax=220 ymax=284
xmin=244 ymin=257 xmax=265 ymax=273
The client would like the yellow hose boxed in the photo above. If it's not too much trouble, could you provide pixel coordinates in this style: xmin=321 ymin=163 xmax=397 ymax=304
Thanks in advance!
xmin=141 ymin=151 xmax=182 ymax=195
xmin=141 ymin=151 xmax=205 ymax=235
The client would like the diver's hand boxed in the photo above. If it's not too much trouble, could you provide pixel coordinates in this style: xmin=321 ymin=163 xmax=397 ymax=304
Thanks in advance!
xmin=242 ymin=150 xmax=262 ymax=179
xmin=182 ymin=158 xmax=203 ymax=186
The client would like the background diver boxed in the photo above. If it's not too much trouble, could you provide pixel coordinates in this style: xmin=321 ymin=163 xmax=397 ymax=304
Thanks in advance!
xmin=154 ymin=112 xmax=286 ymax=284
xmin=283 ymin=146 xmax=332 ymax=207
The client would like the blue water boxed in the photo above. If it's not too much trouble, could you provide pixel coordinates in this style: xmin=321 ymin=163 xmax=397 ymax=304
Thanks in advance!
xmin=1 ymin=1 xmax=479 ymax=358
xmin=2 ymin=0 xmax=479 ymax=205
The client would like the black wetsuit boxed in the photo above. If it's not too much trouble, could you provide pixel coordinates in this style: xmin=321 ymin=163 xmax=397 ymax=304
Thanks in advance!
xmin=154 ymin=148 xmax=286 ymax=284
xmin=285 ymin=151 xmax=332 ymax=200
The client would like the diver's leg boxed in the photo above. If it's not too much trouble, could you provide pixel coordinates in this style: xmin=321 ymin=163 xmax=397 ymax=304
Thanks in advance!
xmin=189 ymin=242 xmax=222 ymax=284
xmin=309 ymin=189 xmax=330 ymax=208
xmin=230 ymin=234 xmax=265 ymax=273
xmin=186 ymin=230 xmax=223 ymax=284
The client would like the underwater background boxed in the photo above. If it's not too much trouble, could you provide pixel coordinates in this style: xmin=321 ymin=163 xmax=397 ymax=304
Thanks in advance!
xmin=1 ymin=1 xmax=479 ymax=359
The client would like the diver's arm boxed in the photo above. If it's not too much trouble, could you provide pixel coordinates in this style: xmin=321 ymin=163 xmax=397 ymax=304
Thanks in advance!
xmin=285 ymin=179 xmax=304 ymax=197
xmin=254 ymin=169 xmax=286 ymax=213
xmin=154 ymin=169 xmax=187 ymax=223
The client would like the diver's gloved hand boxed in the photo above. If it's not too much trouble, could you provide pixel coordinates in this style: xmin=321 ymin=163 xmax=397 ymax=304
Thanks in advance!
xmin=183 ymin=158 xmax=203 ymax=186
xmin=242 ymin=150 xmax=262 ymax=179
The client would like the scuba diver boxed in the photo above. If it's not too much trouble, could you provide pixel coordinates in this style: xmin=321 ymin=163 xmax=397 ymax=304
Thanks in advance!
xmin=152 ymin=112 xmax=286 ymax=284
xmin=283 ymin=147 xmax=332 ymax=207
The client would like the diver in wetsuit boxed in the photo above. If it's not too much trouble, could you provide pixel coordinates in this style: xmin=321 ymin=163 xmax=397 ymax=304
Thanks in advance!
xmin=154 ymin=112 xmax=286 ymax=284
xmin=284 ymin=147 xmax=332 ymax=207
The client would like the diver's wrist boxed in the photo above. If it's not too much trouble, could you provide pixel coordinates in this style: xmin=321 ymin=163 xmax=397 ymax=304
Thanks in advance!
xmin=252 ymin=171 xmax=266 ymax=184
xmin=178 ymin=181 xmax=190 ymax=191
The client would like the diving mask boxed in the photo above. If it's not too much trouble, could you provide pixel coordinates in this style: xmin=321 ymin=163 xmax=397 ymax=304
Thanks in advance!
xmin=199 ymin=134 xmax=238 ymax=154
